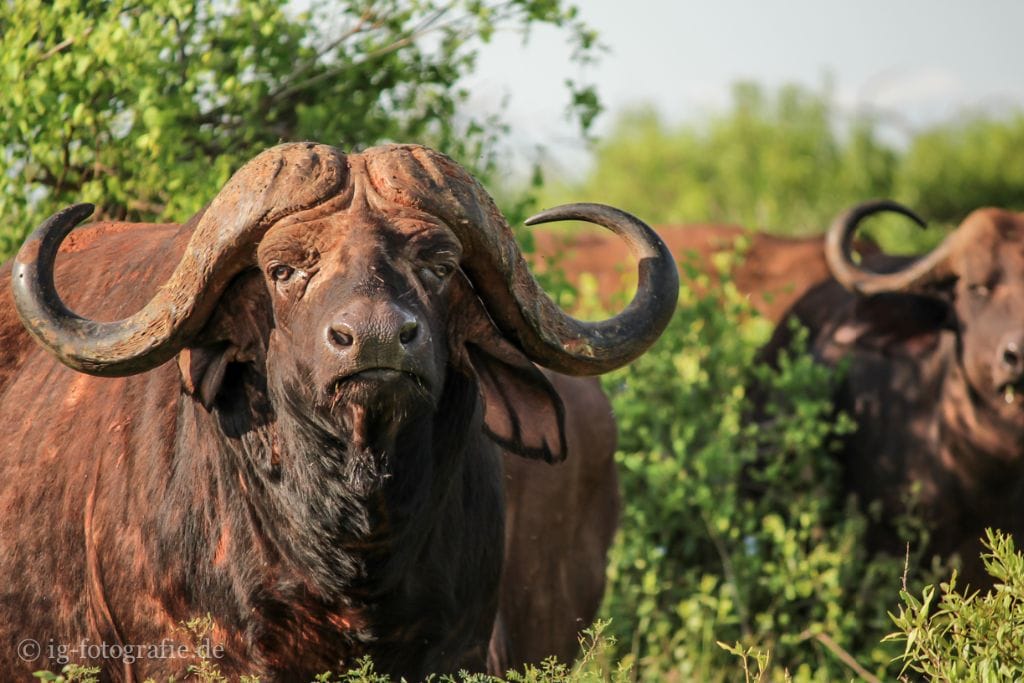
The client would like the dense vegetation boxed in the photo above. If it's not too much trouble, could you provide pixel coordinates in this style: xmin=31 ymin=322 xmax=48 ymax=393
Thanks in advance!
xmin=0 ymin=0 xmax=600 ymax=259
xmin=595 ymin=267 xmax=903 ymax=681
xmin=5 ymin=3 xmax=1024 ymax=681
xmin=541 ymin=81 xmax=1024 ymax=251
xmin=594 ymin=265 xmax=1020 ymax=680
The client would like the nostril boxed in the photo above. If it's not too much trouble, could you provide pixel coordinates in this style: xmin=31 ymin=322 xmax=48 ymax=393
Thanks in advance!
xmin=1003 ymin=343 xmax=1021 ymax=368
xmin=399 ymin=320 xmax=419 ymax=345
xmin=329 ymin=325 xmax=354 ymax=348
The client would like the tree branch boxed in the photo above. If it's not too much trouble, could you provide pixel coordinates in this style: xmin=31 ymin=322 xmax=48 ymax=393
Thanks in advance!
xmin=35 ymin=26 xmax=95 ymax=63
xmin=799 ymin=629 xmax=882 ymax=683
xmin=701 ymin=510 xmax=753 ymax=640
xmin=264 ymin=3 xmax=478 ymax=105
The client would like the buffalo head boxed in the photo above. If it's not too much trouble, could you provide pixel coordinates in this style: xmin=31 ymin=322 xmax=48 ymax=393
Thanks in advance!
xmin=11 ymin=143 xmax=679 ymax=461
xmin=826 ymin=200 xmax=1024 ymax=425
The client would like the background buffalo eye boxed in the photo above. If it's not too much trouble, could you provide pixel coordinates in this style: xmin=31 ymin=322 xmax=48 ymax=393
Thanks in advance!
xmin=270 ymin=265 xmax=295 ymax=282
xmin=430 ymin=263 xmax=454 ymax=279
xmin=968 ymin=283 xmax=992 ymax=297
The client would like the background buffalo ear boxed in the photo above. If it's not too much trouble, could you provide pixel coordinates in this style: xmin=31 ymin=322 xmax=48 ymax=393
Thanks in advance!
xmin=835 ymin=292 xmax=953 ymax=356
xmin=449 ymin=276 xmax=567 ymax=463
xmin=177 ymin=271 xmax=270 ymax=409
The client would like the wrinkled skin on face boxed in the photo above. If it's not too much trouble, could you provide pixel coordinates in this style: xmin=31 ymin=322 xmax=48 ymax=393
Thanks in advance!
xmin=258 ymin=197 xmax=459 ymax=443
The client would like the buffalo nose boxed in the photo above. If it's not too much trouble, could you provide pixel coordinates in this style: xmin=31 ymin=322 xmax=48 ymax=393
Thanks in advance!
xmin=326 ymin=302 xmax=422 ymax=357
xmin=999 ymin=333 xmax=1024 ymax=373
xmin=329 ymin=323 xmax=355 ymax=348
xmin=1003 ymin=343 xmax=1023 ymax=370
xmin=398 ymin=320 xmax=419 ymax=345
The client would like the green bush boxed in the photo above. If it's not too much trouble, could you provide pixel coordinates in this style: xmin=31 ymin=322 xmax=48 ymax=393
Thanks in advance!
xmin=713 ymin=529 xmax=1024 ymax=682
xmin=887 ymin=529 xmax=1024 ymax=681
xmin=597 ymin=256 xmax=914 ymax=681
xmin=0 ymin=0 xmax=600 ymax=260
xmin=897 ymin=114 xmax=1024 ymax=225
xmin=543 ymin=82 xmax=898 ymax=235
xmin=540 ymin=81 xmax=1024 ymax=254
xmin=34 ymin=621 xmax=630 ymax=683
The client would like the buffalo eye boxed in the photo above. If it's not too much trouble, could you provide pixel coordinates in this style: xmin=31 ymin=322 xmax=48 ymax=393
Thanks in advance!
xmin=968 ymin=282 xmax=992 ymax=298
xmin=422 ymin=261 xmax=456 ymax=283
xmin=269 ymin=264 xmax=296 ymax=283
xmin=431 ymin=263 xmax=454 ymax=279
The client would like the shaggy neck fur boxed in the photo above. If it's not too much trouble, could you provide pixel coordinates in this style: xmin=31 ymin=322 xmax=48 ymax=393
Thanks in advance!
xmin=154 ymin=363 xmax=500 ymax=678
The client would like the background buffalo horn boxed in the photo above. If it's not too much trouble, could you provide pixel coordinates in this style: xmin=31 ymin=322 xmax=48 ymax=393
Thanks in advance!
xmin=825 ymin=199 xmax=954 ymax=296
xmin=12 ymin=142 xmax=345 ymax=376
xmin=463 ymin=202 xmax=679 ymax=376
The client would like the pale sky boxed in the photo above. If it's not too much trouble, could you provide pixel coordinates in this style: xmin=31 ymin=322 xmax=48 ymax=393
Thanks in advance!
xmin=463 ymin=0 xmax=1024 ymax=178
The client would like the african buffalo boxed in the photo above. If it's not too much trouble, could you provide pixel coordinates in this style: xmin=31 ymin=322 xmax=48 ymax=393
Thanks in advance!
xmin=0 ymin=142 xmax=677 ymax=680
xmin=759 ymin=199 xmax=1024 ymax=584
xmin=534 ymin=224 xmax=877 ymax=322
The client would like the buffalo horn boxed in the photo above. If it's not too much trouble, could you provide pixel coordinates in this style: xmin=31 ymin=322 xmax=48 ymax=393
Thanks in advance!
xmin=460 ymin=202 xmax=679 ymax=376
xmin=825 ymin=199 xmax=954 ymax=296
xmin=11 ymin=143 xmax=345 ymax=376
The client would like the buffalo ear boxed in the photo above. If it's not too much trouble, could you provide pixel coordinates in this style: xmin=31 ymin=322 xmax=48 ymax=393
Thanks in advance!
xmin=178 ymin=345 xmax=235 ymax=410
xmin=177 ymin=271 xmax=270 ymax=409
xmin=450 ymin=276 xmax=567 ymax=463
xmin=834 ymin=292 xmax=952 ymax=356
xmin=466 ymin=341 xmax=567 ymax=463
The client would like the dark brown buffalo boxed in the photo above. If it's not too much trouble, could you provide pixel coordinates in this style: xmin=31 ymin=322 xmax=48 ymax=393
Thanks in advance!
xmin=759 ymin=200 xmax=1024 ymax=585
xmin=0 ymin=142 xmax=677 ymax=680
xmin=533 ymin=224 xmax=876 ymax=322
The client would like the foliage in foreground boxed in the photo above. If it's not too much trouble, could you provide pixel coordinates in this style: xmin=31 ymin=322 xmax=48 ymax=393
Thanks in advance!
xmin=886 ymin=529 xmax=1024 ymax=681
xmin=711 ymin=529 xmax=1024 ymax=683
xmin=592 ymin=258 xmax=1024 ymax=681
xmin=35 ymin=622 xmax=630 ymax=683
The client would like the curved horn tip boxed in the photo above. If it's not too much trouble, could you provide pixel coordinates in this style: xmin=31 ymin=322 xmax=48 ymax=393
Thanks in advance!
xmin=40 ymin=201 xmax=96 ymax=228
xmin=14 ymin=203 xmax=96 ymax=268
xmin=524 ymin=202 xmax=630 ymax=227
xmin=490 ymin=201 xmax=678 ymax=374
xmin=827 ymin=199 xmax=954 ymax=296
xmin=849 ymin=199 xmax=927 ymax=229
xmin=65 ymin=202 xmax=97 ymax=219
xmin=11 ymin=141 xmax=349 ymax=379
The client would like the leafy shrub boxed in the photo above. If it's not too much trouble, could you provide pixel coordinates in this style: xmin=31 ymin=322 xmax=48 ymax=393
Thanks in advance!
xmin=896 ymin=114 xmax=1024 ymax=225
xmin=0 ymin=0 xmax=599 ymax=260
xmin=887 ymin=529 xmax=1024 ymax=681
xmin=541 ymin=81 xmax=1024 ymax=255
xmin=543 ymin=82 xmax=898 ymax=235
xmin=597 ymin=256 xmax=913 ymax=681
xmin=33 ymin=665 xmax=102 ymax=683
